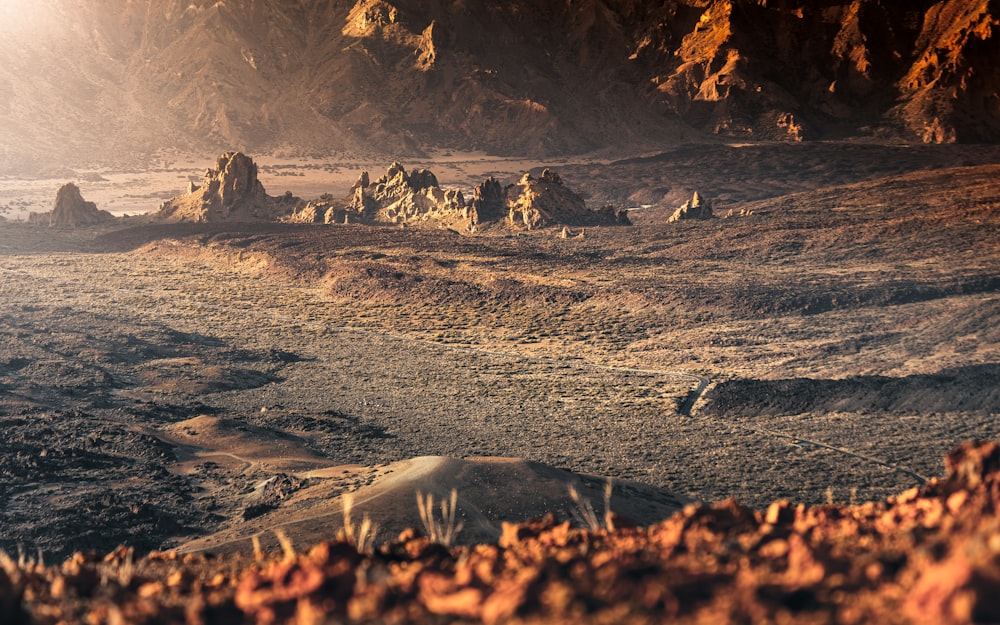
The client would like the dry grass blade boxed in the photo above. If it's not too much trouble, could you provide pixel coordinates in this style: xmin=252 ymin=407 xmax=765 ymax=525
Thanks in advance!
xmin=603 ymin=478 xmax=616 ymax=532
xmin=274 ymin=529 xmax=296 ymax=561
xmin=0 ymin=551 xmax=21 ymax=582
xmin=251 ymin=535 xmax=264 ymax=562
xmin=341 ymin=492 xmax=379 ymax=553
xmin=416 ymin=489 xmax=463 ymax=547
xmin=568 ymin=484 xmax=600 ymax=532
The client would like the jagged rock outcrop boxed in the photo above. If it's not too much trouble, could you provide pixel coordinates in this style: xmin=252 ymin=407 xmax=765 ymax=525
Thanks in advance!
xmin=506 ymin=169 xmax=629 ymax=230
xmin=30 ymin=183 xmax=114 ymax=227
xmin=286 ymin=163 xmax=629 ymax=230
xmin=345 ymin=162 xmax=465 ymax=223
xmin=286 ymin=193 xmax=354 ymax=225
xmin=891 ymin=0 xmax=1000 ymax=143
xmin=467 ymin=177 xmax=506 ymax=225
xmin=153 ymin=152 xmax=302 ymax=223
xmin=668 ymin=191 xmax=713 ymax=222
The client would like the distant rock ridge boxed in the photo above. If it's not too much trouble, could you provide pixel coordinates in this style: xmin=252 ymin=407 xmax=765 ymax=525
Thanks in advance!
xmin=288 ymin=162 xmax=629 ymax=230
xmin=152 ymin=152 xmax=303 ymax=223
xmin=29 ymin=183 xmax=114 ymax=228
xmin=4 ymin=1 xmax=998 ymax=172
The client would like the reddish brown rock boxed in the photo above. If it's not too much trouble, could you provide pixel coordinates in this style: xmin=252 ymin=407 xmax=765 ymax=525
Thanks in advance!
xmin=7 ymin=440 xmax=1000 ymax=624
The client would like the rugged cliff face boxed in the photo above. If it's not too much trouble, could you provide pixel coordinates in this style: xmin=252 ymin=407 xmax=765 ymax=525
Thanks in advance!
xmin=0 ymin=0 xmax=996 ymax=172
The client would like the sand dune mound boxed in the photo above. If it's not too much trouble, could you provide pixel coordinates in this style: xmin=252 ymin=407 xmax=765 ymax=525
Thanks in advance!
xmin=160 ymin=415 xmax=331 ymax=474
xmin=180 ymin=455 xmax=688 ymax=554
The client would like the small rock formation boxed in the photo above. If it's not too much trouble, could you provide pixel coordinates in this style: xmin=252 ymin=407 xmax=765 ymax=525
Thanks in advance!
xmin=668 ymin=191 xmax=713 ymax=223
xmin=347 ymin=162 xmax=465 ymax=223
xmin=288 ymin=163 xmax=630 ymax=231
xmin=724 ymin=207 xmax=754 ymax=218
xmin=467 ymin=177 xmax=505 ymax=225
xmin=30 ymin=183 xmax=114 ymax=227
xmin=506 ymin=170 xmax=629 ymax=230
xmin=153 ymin=152 xmax=303 ymax=223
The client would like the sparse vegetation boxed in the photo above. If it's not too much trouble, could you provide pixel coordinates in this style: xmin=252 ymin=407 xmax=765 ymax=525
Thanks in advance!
xmin=568 ymin=478 xmax=615 ymax=532
xmin=416 ymin=490 xmax=463 ymax=547
xmin=340 ymin=493 xmax=379 ymax=554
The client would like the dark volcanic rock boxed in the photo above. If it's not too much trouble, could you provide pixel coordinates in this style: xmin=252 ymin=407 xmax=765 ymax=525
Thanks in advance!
xmin=31 ymin=183 xmax=114 ymax=228
xmin=468 ymin=177 xmax=505 ymax=225
xmin=891 ymin=0 xmax=1000 ymax=143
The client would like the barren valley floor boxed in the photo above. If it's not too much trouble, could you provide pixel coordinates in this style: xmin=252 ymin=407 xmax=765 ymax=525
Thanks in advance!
xmin=0 ymin=154 xmax=998 ymax=560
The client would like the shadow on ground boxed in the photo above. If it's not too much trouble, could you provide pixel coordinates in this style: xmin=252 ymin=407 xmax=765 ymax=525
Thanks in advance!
xmin=706 ymin=364 xmax=1000 ymax=417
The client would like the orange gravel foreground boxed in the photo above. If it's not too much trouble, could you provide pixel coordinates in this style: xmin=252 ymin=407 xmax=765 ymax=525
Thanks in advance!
xmin=4 ymin=440 xmax=1000 ymax=625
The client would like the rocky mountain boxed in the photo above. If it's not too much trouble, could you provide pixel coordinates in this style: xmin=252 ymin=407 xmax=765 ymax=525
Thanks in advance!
xmin=0 ymin=0 xmax=997 ymax=173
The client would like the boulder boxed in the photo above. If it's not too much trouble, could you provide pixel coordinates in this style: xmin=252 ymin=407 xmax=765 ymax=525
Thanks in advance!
xmin=33 ymin=183 xmax=114 ymax=227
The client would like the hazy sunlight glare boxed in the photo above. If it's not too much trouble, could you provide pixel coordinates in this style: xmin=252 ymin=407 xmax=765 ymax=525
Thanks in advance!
xmin=0 ymin=0 xmax=56 ymax=35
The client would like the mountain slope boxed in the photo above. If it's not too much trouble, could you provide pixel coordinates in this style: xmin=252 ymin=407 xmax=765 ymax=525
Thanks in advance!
xmin=0 ymin=0 xmax=997 ymax=173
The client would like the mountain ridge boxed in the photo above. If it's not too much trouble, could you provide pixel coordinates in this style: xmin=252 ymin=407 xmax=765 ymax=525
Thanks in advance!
xmin=0 ymin=0 xmax=997 ymax=173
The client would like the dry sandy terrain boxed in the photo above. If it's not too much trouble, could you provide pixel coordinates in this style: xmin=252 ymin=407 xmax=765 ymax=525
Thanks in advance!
xmin=0 ymin=144 xmax=997 ymax=562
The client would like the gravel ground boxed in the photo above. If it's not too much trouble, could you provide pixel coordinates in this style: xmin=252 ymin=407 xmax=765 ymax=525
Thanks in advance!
xmin=4 ymin=244 xmax=983 ymax=558
xmin=2 ymin=161 xmax=998 ymax=559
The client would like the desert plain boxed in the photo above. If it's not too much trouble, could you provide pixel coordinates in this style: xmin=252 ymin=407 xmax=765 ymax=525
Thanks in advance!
xmin=0 ymin=142 xmax=997 ymax=564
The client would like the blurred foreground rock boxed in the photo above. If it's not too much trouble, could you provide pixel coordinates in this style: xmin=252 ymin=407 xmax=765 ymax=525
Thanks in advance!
xmin=5 ymin=440 xmax=1000 ymax=624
